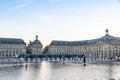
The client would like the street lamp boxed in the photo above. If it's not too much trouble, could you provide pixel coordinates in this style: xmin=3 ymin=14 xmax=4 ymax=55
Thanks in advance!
xmin=0 ymin=49 xmax=1 ymax=62
xmin=0 ymin=49 xmax=1 ymax=58
xmin=14 ymin=54 xmax=18 ymax=65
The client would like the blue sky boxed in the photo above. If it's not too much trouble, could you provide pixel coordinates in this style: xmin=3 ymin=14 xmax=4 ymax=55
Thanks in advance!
xmin=0 ymin=0 xmax=120 ymax=47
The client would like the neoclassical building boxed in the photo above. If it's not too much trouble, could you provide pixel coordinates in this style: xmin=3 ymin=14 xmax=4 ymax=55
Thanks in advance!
xmin=0 ymin=38 xmax=26 ymax=58
xmin=27 ymin=35 xmax=43 ymax=54
xmin=48 ymin=29 xmax=120 ymax=60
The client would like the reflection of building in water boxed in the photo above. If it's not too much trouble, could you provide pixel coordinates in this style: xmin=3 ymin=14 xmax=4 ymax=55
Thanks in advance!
xmin=108 ymin=63 xmax=113 ymax=80
xmin=47 ymin=29 xmax=120 ymax=60
xmin=0 ymin=38 xmax=26 ymax=58
xmin=27 ymin=35 xmax=43 ymax=54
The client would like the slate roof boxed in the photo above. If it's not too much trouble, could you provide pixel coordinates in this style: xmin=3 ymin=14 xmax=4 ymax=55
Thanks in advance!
xmin=50 ymin=29 xmax=120 ymax=46
xmin=0 ymin=38 xmax=25 ymax=44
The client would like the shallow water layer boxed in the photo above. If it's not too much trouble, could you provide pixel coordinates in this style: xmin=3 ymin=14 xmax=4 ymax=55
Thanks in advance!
xmin=0 ymin=61 xmax=120 ymax=80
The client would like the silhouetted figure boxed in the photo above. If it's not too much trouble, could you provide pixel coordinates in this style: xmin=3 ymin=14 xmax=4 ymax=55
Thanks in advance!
xmin=83 ymin=56 xmax=86 ymax=66
xmin=25 ymin=63 xmax=28 ymax=70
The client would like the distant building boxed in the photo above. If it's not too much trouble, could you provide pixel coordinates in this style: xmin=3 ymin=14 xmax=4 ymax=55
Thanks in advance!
xmin=27 ymin=35 xmax=43 ymax=54
xmin=0 ymin=38 xmax=26 ymax=58
xmin=48 ymin=29 xmax=120 ymax=60
xmin=43 ymin=45 xmax=49 ymax=54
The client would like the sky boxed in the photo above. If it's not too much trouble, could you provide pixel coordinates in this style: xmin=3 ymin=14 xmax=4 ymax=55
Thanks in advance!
xmin=0 ymin=0 xmax=120 ymax=47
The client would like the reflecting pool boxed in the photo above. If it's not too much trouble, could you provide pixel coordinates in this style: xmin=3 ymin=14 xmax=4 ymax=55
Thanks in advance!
xmin=0 ymin=61 xmax=120 ymax=80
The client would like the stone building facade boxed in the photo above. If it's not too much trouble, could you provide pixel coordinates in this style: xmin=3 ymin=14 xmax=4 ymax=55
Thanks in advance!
xmin=0 ymin=38 xmax=26 ymax=58
xmin=48 ymin=29 xmax=120 ymax=60
xmin=27 ymin=35 xmax=43 ymax=54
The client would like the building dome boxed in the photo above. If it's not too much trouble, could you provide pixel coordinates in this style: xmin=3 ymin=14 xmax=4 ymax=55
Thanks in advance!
xmin=32 ymin=35 xmax=42 ymax=45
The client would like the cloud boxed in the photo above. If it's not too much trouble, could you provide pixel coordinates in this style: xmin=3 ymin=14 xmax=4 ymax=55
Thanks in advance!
xmin=11 ymin=3 xmax=26 ymax=10
xmin=9 ymin=0 xmax=32 ymax=10
xmin=48 ymin=0 xmax=67 ymax=3
xmin=58 ymin=7 xmax=75 ymax=11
